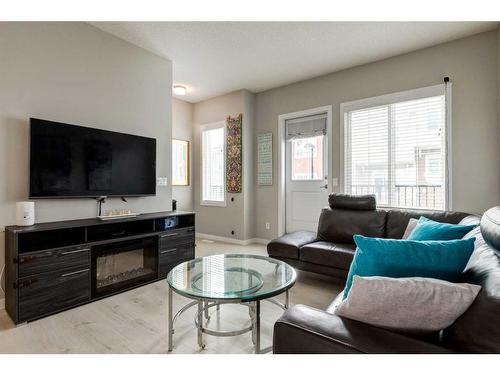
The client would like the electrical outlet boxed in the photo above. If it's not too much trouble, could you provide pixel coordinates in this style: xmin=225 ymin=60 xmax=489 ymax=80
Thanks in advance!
xmin=265 ymin=222 xmax=270 ymax=230
xmin=332 ymin=177 xmax=339 ymax=187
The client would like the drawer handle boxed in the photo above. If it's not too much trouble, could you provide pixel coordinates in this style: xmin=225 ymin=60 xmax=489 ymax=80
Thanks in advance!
xmin=61 ymin=248 xmax=90 ymax=256
xmin=160 ymin=233 xmax=178 ymax=238
xmin=160 ymin=248 xmax=178 ymax=254
xmin=18 ymin=256 xmax=32 ymax=264
xmin=18 ymin=278 xmax=38 ymax=288
xmin=20 ymin=252 xmax=53 ymax=263
xmin=61 ymin=269 xmax=89 ymax=277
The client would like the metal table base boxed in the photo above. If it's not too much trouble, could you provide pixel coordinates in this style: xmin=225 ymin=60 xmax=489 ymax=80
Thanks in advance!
xmin=168 ymin=287 xmax=289 ymax=354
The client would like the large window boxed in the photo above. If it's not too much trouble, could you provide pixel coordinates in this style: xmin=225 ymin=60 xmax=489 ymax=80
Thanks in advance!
xmin=201 ymin=122 xmax=226 ymax=206
xmin=342 ymin=85 xmax=449 ymax=210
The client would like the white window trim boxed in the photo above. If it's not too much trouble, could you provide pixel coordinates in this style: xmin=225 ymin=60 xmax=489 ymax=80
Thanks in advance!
xmin=200 ymin=120 xmax=226 ymax=207
xmin=339 ymin=84 xmax=452 ymax=211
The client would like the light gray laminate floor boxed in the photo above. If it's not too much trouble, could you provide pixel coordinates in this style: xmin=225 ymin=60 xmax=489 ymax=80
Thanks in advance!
xmin=0 ymin=240 xmax=343 ymax=354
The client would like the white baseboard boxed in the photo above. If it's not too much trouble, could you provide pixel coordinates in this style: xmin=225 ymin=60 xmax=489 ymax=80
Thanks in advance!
xmin=250 ymin=238 xmax=271 ymax=245
xmin=196 ymin=233 xmax=269 ymax=246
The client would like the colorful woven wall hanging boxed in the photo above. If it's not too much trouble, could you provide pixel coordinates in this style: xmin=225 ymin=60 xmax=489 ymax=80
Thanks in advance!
xmin=226 ymin=113 xmax=243 ymax=193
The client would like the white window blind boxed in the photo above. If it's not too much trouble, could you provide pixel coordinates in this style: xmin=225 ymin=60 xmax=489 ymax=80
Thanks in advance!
xmin=286 ymin=114 xmax=327 ymax=140
xmin=201 ymin=123 xmax=225 ymax=205
xmin=343 ymin=85 xmax=449 ymax=210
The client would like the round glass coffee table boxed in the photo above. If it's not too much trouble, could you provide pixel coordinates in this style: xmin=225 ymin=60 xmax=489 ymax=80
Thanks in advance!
xmin=167 ymin=254 xmax=297 ymax=354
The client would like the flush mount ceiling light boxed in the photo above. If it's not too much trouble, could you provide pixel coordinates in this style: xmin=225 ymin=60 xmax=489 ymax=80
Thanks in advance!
xmin=173 ymin=85 xmax=187 ymax=96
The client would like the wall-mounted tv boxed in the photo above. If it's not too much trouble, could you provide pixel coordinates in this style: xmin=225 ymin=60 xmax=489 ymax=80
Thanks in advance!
xmin=29 ymin=118 xmax=156 ymax=198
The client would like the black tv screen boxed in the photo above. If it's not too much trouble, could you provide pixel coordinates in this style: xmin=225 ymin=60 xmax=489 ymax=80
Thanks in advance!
xmin=29 ymin=118 xmax=156 ymax=198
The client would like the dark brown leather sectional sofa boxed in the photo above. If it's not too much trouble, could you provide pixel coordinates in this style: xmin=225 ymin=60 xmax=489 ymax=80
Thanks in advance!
xmin=267 ymin=194 xmax=500 ymax=353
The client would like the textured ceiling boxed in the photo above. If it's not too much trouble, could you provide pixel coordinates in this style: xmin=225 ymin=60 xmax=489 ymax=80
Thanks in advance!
xmin=91 ymin=22 xmax=497 ymax=103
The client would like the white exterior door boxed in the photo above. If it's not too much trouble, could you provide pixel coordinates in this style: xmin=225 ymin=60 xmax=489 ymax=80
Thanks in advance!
xmin=285 ymin=114 xmax=329 ymax=233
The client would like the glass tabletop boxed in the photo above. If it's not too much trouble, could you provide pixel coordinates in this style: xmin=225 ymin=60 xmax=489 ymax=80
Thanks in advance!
xmin=167 ymin=254 xmax=297 ymax=301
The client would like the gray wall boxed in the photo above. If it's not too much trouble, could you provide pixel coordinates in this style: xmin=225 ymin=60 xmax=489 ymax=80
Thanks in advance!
xmin=255 ymin=30 xmax=500 ymax=240
xmin=0 ymin=22 xmax=173 ymax=297
xmin=243 ymin=92 xmax=255 ymax=240
xmin=172 ymin=98 xmax=194 ymax=211
xmin=193 ymin=90 xmax=255 ymax=240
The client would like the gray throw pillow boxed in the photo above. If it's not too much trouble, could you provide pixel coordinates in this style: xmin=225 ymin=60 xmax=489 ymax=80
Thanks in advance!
xmin=335 ymin=276 xmax=481 ymax=333
xmin=402 ymin=218 xmax=418 ymax=239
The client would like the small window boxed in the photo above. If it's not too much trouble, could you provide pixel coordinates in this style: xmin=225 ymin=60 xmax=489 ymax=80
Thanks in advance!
xmin=201 ymin=122 xmax=226 ymax=206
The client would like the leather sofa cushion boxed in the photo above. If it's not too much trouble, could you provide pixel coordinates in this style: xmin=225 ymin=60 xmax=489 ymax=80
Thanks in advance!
xmin=442 ymin=225 xmax=500 ymax=353
xmin=459 ymin=215 xmax=481 ymax=226
xmin=480 ymin=206 xmax=500 ymax=257
xmin=328 ymin=193 xmax=376 ymax=211
xmin=300 ymin=241 xmax=356 ymax=270
xmin=385 ymin=209 xmax=469 ymax=239
xmin=275 ymin=256 xmax=351 ymax=281
xmin=267 ymin=230 xmax=317 ymax=260
xmin=274 ymin=305 xmax=455 ymax=353
xmin=317 ymin=207 xmax=386 ymax=244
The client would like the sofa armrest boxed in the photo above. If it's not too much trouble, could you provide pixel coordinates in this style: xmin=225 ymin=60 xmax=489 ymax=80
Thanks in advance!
xmin=273 ymin=305 xmax=455 ymax=354
xmin=267 ymin=231 xmax=317 ymax=259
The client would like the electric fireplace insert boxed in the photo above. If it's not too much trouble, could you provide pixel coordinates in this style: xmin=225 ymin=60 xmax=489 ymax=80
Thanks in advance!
xmin=91 ymin=237 xmax=158 ymax=298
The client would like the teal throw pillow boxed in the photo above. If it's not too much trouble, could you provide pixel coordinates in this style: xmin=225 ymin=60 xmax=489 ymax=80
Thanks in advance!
xmin=407 ymin=216 xmax=476 ymax=241
xmin=343 ymin=235 xmax=476 ymax=299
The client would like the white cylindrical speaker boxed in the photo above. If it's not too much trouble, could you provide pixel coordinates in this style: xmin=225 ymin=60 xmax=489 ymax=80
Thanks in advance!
xmin=16 ymin=201 xmax=35 ymax=226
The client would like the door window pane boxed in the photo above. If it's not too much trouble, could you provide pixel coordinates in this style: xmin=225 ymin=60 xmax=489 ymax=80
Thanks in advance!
xmin=291 ymin=135 xmax=324 ymax=180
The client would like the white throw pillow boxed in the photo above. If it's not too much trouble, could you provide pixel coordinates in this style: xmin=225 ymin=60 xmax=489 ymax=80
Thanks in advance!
xmin=335 ymin=276 xmax=481 ymax=333
xmin=402 ymin=218 xmax=419 ymax=239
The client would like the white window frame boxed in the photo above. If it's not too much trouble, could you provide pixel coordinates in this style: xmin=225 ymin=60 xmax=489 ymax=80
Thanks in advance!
xmin=200 ymin=121 xmax=226 ymax=207
xmin=340 ymin=84 xmax=452 ymax=211
xmin=277 ymin=105 xmax=333 ymax=237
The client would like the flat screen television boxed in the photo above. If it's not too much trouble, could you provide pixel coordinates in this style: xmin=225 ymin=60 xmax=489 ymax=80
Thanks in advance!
xmin=29 ymin=118 xmax=156 ymax=198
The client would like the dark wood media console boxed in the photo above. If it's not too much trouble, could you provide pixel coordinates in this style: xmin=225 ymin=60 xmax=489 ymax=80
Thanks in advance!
xmin=4 ymin=211 xmax=195 ymax=324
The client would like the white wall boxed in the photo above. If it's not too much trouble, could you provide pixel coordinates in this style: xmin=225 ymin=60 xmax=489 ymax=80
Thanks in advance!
xmin=255 ymin=30 xmax=500 ymax=240
xmin=172 ymin=98 xmax=194 ymax=211
xmin=0 ymin=22 xmax=173 ymax=298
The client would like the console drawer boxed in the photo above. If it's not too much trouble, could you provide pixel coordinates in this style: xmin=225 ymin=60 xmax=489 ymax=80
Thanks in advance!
xmin=18 ymin=267 xmax=90 ymax=322
xmin=159 ymin=227 xmax=194 ymax=249
xmin=159 ymin=244 xmax=194 ymax=278
xmin=18 ymin=245 xmax=90 ymax=278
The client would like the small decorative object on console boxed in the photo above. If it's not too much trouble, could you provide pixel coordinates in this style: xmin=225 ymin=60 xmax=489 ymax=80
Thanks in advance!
xmin=97 ymin=209 xmax=138 ymax=220
xmin=157 ymin=216 xmax=178 ymax=230
xmin=15 ymin=201 xmax=35 ymax=226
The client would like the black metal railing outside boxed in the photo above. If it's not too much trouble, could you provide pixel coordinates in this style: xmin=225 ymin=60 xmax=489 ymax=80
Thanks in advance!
xmin=351 ymin=184 xmax=442 ymax=209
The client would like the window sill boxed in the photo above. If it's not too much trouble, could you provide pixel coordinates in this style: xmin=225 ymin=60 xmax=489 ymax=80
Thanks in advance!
xmin=200 ymin=200 xmax=227 ymax=207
